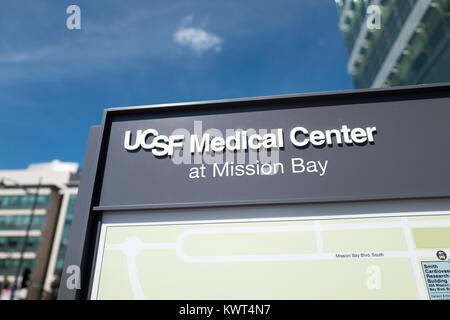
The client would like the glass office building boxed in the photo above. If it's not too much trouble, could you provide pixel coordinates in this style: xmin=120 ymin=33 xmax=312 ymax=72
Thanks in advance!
xmin=53 ymin=194 xmax=77 ymax=276
xmin=0 ymin=161 xmax=78 ymax=300
xmin=336 ymin=0 xmax=450 ymax=88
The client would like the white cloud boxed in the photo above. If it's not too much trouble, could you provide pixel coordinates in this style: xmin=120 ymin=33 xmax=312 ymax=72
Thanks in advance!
xmin=173 ymin=27 xmax=223 ymax=53
xmin=0 ymin=48 xmax=50 ymax=63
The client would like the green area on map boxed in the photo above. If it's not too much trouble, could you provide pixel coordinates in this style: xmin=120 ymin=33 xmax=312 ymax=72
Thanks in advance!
xmin=94 ymin=215 xmax=450 ymax=300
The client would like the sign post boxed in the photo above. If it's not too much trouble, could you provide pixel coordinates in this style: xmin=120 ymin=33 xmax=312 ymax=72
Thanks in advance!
xmin=59 ymin=84 xmax=450 ymax=300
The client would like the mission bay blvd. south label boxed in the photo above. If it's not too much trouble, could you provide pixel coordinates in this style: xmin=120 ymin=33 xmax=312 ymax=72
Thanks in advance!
xmin=123 ymin=124 xmax=377 ymax=179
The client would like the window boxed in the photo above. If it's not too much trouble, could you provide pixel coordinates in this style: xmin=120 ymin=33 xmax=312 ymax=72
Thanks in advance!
xmin=54 ymin=195 xmax=77 ymax=276
xmin=0 ymin=215 xmax=46 ymax=230
xmin=0 ymin=236 xmax=41 ymax=253
xmin=0 ymin=258 xmax=35 ymax=276
xmin=0 ymin=195 xmax=50 ymax=210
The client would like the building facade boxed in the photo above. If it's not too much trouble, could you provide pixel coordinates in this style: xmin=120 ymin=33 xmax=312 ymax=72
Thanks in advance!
xmin=336 ymin=0 xmax=450 ymax=88
xmin=0 ymin=160 xmax=78 ymax=300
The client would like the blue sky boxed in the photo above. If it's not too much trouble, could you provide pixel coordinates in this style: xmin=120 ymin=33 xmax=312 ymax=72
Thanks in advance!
xmin=0 ymin=0 xmax=352 ymax=169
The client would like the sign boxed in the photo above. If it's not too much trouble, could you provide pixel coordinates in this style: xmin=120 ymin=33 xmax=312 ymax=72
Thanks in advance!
xmin=58 ymin=84 xmax=450 ymax=300
xmin=91 ymin=211 xmax=450 ymax=299
xmin=97 ymin=90 xmax=450 ymax=211
xmin=422 ymin=260 xmax=450 ymax=300
xmin=123 ymin=125 xmax=377 ymax=156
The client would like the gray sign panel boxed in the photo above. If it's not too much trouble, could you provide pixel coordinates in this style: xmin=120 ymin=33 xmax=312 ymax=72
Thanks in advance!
xmin=58 ymin=84 xmax=450 ymax=300
xmin=96 ymin=93 xmax=450 ymax=210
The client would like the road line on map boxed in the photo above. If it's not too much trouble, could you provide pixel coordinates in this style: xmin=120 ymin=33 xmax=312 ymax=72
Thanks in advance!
xmin=401 ymin=217 xmax=427 ymax=300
